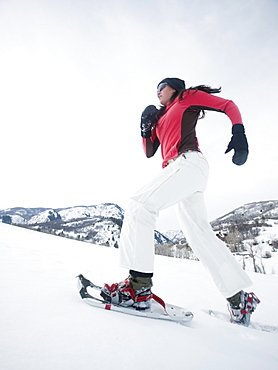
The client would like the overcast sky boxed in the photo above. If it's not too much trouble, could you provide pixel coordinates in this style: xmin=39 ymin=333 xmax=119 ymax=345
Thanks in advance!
xmin=0 ymin=0 xmax=277 ymax=230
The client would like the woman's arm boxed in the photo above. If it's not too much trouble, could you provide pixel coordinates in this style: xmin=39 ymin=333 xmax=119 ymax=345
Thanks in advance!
xmin=142 ymin=134 xmax=160 ymax=158
xmin=187 ymin=90 xmax=243 ymax=125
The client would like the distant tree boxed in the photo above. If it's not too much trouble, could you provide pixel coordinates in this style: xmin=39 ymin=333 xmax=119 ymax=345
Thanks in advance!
xmin=155 ymin=242 xmax=174 ymax=257
xmin=245 ymin=242 xmax=263 ymax=273
xmin=271 ymin=239 xmax=278 ymax=252
xmin=225 ymin=231 xmax=243 ymax=253
xmin=1 ymin=215 xmax=12 ymax=224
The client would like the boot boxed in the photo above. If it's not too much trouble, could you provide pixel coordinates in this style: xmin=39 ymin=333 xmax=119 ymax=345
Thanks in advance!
xmin=227 ymin=291 xmax=260 ymax=326
xmin=100 ymin=272 xmax=153 ymax=310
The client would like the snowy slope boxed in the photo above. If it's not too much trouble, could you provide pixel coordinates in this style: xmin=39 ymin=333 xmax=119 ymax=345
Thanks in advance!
xmin=211 ymin=200 xmax=278 ymax=226
xmin=1 ymin=223 xmax=278 ymax=370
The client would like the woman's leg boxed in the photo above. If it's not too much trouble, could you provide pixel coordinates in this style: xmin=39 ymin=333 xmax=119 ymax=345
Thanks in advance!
xmin=119 ymin=151 xmax=209 ymax=273
xmin=175 ymin=192 xmax=252 ymax=298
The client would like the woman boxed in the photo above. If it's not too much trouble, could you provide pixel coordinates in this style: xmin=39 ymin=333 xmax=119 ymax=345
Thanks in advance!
xmin=101 ymin=77 xmax=259 ymax=325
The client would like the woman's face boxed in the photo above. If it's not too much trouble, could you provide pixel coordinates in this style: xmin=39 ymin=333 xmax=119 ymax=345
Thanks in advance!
xmin=157 ymin=83 xmax=176 ymax=106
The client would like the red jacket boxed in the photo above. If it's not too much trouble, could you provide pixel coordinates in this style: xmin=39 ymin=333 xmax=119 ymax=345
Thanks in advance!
xmin=143 ymin=89 xmax=243 ymax=168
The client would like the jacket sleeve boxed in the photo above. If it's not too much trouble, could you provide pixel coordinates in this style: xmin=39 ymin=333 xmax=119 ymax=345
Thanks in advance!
xmin=188 ymin=90 xmax=243 ymax=125
xmin=142 ymin=129 xmax=160 ymax=158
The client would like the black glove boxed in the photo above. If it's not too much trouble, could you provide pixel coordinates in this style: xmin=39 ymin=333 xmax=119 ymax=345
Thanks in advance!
xmin=140 ymin=105 xmax=159 ymax=138
xmin=225 ymin=124 xmax=249 ymax=165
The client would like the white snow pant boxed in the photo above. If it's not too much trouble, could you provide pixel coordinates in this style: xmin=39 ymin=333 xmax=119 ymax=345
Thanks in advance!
xmin=119 ymin=151 xmax=252 ymax=298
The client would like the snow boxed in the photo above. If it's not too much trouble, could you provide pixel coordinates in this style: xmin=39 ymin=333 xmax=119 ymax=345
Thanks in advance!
xmin=57 ymin=203 xmax=124 ymax=221
xmin=28 ymin=209 xmax=60 ymax=224
xmin=1 ymin=223 xmax=278 ymax=370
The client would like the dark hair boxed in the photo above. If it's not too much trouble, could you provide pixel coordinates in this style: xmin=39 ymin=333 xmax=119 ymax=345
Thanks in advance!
xmin=186 ymin=85 xmax=221 ymax=95
xmin=158 ymin=84 xmax=221 ymax=119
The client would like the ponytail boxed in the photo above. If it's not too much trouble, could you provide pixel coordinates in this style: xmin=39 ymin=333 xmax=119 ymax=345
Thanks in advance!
xmin=187 ymin=85 xmax=222 ymax=94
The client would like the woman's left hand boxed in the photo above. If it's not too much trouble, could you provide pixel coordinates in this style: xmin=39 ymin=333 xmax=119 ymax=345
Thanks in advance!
xmin=225 ymin=124 xmax=249 ymax=165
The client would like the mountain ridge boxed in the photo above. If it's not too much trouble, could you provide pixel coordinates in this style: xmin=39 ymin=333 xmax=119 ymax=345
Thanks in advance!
xmin=1 ymin=200 xmax=277 ymax=249
xmin=0 ymin=203 xmax=172 ymax=247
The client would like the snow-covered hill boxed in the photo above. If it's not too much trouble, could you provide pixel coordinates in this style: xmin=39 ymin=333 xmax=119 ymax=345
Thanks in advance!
xmin=0 ymin=203 xmax=125 ymax=224
xmin=2 ymin=200 xmax=278 ymax=250
xmin=1 ymin=223 xmax=278 ymax=370
xmin=211 ymin=200 xmax=278 ymax=227
xmin=0 ymin=203 xmax=171 ymax=247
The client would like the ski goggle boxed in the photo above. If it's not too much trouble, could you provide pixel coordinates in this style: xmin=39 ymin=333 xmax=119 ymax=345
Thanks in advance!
xmin=157 ymin=82 xmax=168 ymax=92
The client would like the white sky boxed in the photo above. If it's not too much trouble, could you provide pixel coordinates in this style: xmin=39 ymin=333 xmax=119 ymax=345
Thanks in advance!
xmin=0 ymin=0 xmax=277 ymax=230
